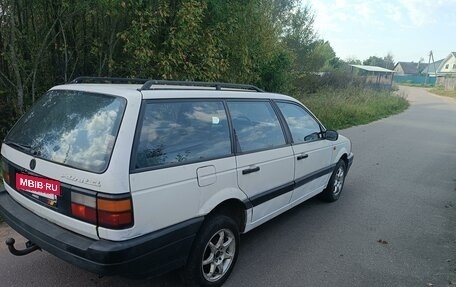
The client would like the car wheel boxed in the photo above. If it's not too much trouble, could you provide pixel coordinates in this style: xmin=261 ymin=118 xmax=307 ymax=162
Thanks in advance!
xmin=321 ymin=160 xmax=347 ymax=202
xmin=181 ymin=215 xmax=240 ymax=287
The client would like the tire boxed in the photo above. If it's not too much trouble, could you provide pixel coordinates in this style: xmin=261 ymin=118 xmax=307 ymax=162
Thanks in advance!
xmin=181 ymin=215 xmax=240 ymax=287
xmin=321 ymin=160 xmax=347 ymax=202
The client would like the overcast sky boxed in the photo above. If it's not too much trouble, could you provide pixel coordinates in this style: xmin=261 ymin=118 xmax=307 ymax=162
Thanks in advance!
xmin=306 ymin=0 xmax=456 ymax=63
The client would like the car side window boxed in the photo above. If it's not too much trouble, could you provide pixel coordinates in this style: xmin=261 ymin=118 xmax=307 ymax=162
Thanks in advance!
xmin=227 ymin=101 xmax=285 ymax=153
xmin=134 ymin=100 xmax=231 ymax=169
xmin=276 ymin=102 xmax=321 ymax=144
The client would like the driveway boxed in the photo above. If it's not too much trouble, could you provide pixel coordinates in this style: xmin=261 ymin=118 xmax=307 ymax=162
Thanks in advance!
xmin=1 ymin=86 xmax=455 ymax=286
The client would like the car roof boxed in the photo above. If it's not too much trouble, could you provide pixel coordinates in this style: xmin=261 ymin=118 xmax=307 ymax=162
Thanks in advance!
xmin=51 ymin=83 xmax=297 ymax=102
xmin=51 ymin=84 xmax=143 ymax=101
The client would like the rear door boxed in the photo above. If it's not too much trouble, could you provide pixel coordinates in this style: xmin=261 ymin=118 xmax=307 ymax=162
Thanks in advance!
xmin=227 ymin=100 xmax=294 ymax=222
xmin=275 ymin=101 xmax=333 ymax=204
xmin=129 ymin=99 xmax=236 ymax=235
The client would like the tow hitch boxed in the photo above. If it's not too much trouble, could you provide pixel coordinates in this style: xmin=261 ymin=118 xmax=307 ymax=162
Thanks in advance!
xmin=5 ymin=238 xmax=41 ymax=256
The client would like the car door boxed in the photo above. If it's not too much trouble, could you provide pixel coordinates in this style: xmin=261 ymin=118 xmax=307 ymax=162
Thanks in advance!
xmin=227 ymin=100 xmax=294 ymax=223
xmin=129 ymin=99 xmax=236 ymax=234
xmin=275 ymin=101 xmax=333 ymax=205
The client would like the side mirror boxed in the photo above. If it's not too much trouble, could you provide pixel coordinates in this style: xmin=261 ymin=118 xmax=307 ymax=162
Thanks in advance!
xmin=324 ymin=130 xmax=338 ymax=141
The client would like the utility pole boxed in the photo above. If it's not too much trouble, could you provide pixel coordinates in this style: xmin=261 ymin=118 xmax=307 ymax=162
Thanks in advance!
xmin=425 ymin=50 xmax=435 ymax=85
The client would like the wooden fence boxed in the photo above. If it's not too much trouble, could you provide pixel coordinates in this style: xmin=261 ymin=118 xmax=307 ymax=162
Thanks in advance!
xmin=436 ymin=76 xmax=456 ymax=91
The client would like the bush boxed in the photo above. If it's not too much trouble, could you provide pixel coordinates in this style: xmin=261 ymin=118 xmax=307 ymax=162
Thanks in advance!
xmin=293 ymin=71 xmax=391 ymax=95
xmin=292 ymin=73 xmax=321 ymax=94
xmin=319 ymin=71 xmax=353 ymax=89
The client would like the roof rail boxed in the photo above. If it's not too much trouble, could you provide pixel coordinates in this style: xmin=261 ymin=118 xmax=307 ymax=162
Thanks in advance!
xmin=140 ymin=80 xmax=264 ymax=92
xmin=69 ymin=77 xmax=264 ymax=92
xmin=69 ymin=77 xmax=149 ymax=84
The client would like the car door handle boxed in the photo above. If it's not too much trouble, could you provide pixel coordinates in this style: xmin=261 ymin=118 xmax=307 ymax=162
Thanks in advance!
xmin=242 ymin=166 xmax=260 ymax=175
xmin=297 ymin=154 xmax=309 ymax=160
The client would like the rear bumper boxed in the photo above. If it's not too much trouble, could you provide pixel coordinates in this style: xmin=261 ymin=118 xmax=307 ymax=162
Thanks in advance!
xmin=0 ymin=186 xmax=203 ymax=277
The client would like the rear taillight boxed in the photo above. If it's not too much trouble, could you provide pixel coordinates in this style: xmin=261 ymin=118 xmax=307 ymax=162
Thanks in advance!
xmin=71 ymin=193 xmax=97 ymax=224
xmin=97 ymin=197 xmax=133 ymax=229
xmin=70 ymin=191 xmax=133 ymax=229
xmin=1 ymin=159 xmax=10 ymax=185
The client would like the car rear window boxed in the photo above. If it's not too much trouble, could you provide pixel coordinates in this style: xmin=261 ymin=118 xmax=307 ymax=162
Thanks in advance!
xmin=133 ymin=100 xmax=231 ymax=169
xmin=5 ymin=90 xmax=126 ymax=173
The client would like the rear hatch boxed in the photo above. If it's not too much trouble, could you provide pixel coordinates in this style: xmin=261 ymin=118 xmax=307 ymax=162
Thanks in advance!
xmin=1 ymin=89 xmax=133 ymax=239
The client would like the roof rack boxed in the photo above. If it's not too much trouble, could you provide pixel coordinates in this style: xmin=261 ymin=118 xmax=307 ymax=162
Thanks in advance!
xmin=69 ymin=77 xmax=264 ymax=92
xmin=69 ymin=77 xmax=149 ymax=84
xmin=140 ymin=80 xmax=264 ymax=92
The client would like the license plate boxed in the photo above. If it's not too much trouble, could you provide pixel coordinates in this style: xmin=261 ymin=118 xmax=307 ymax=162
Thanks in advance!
xmin=16 ymin=173 xmax=61 ymax=207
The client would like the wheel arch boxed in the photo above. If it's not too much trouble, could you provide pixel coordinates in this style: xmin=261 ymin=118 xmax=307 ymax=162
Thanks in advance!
xmin=198 ymin=187 xmax=250 ymax=233
xmin=340 ymin=152 xmax=349 ymax=167
xmin=202 ymin=199 xmax=248 ymax=233
xmin=333 ymin=145 xmax=349 ymax=166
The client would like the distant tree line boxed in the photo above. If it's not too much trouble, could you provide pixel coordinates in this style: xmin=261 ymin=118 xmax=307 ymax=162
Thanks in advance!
xmin=346 ymin=52 xmax=395 ymax=71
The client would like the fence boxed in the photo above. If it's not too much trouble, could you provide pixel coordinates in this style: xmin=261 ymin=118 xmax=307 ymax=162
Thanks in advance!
xmin=393 ymin=75 xmax=436 ymax=86
xmin=360 ymin=75 xmax=393 ymax=90
xmin=436 ymin=76 xmax=456 ymax=91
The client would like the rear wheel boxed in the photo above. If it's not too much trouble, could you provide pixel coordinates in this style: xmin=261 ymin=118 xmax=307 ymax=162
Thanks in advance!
xmin=181 ymin=215 xmax=239 ymax=287
xmin=321 ymin=160 xmax=347 ymax=202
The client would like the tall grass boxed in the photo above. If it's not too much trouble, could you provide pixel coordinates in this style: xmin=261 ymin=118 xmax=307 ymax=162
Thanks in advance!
xmin=296 ymin=87 xmax=409 ymax=130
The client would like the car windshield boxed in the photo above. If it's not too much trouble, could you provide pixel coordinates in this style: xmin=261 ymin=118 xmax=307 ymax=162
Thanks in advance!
xmin=5 ymin=90 xmax=126 ymax=173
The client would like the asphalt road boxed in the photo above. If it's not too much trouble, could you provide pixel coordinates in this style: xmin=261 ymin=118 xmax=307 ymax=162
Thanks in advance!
xmin=1 ymin=86 xmax=455 ymax=287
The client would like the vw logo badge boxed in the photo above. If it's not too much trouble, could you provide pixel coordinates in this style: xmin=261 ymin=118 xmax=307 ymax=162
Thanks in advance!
xmin=30 ymin=159 xmax=36 ymax=170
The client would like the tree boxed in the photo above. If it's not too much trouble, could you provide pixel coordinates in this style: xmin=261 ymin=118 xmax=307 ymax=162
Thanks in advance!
xmin=0 ymin=0 xmax=331 ymax=131
xmin=311 ymin=40 xmax=337 ymax=71
xmin=282 ymin=5 xmax=317 ymax=73
xmin=345 ymin=57 xmax=362 ymax=65
xmin=383 ymin=52 xmax=395 ymax=70
xmin=363 ymin=56 xmax=385 ymax=67
xmin=363 ymin=53 xmax=395 ymax=70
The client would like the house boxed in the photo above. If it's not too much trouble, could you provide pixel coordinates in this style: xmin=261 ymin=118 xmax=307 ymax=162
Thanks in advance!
xmin=394 ymin=62 xmax=428 ymax=75
xmin=421 ymin=52 xmax=456 ymax=76
xmin=437 ymin=52 xmax=456 ymax=74
xmin=420 ymin=59 xmax=444 ymax=76
xmin=393 ymin=52 xmax=455 ymax=87
xmin=434 ymin=52 xmax=456 ymax=90
xmin=393 ymin=61 xmax=431 ymax=85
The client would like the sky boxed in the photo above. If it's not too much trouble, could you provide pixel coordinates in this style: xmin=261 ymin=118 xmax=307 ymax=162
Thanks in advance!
xmin=306 ymin=0 xmax=456 ymax=63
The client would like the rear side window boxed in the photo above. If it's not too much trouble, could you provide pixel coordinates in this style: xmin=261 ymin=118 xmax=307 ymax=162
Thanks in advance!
xmin=276 ymin=102 xmax=321 ymax=143
xmin=227 ymin=101 xmax=285 ymax=153
xmin=134 ymin=100 xmax=231 ymax=169
xmin=5 ymin=90 xmax=126 ymax=173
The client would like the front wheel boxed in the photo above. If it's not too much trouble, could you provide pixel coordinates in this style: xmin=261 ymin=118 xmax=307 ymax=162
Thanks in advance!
xmin=181 ymin=215 xmax=240 ymax=287
xmin=321 ymin=160 xmax=347 ymax=202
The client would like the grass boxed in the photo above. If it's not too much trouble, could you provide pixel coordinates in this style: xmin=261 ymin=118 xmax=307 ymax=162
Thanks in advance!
xmin=296 ymin=87 xmax=409 ymax=130
xmin=428 ymin=86 xmax=456 ymax=99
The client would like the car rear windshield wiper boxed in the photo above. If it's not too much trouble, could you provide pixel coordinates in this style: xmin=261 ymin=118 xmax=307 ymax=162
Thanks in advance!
xmin=3 ymin=141 xmax=38 ymax=155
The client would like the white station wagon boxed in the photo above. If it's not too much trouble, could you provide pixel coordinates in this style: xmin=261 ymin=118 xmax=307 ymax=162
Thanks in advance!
xmin=0 ymin=78 xmax=353 ymax=286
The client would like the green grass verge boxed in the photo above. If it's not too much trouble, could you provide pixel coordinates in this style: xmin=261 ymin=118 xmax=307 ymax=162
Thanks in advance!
xmin=429 ymin=87 xmax=456 ymax=99
xmin=296 ymin=87 xmax=409 ymax=130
